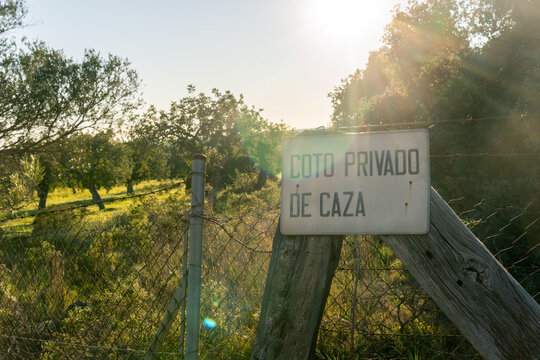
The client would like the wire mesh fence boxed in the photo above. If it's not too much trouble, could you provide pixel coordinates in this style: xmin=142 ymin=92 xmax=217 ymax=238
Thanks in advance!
xmin=0 ymin=180 xmax=538 ymax=359
xmin=0 ymin=207 xmax=188 ymax=359
xmin=326 ymin=192 xmax=539 ymax=358
xmin=197 ymin=194 xmax=538 ymax=359
xmin=319 ymin=235 xmax=479 ymax=360
xmin=198 ymin=205 xmax=278 ymax=359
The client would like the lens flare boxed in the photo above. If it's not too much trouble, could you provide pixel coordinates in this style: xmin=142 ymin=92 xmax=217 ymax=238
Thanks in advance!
xmin=235 ymin=114 xmax=287 ymax=178
xmin=203 ymin=317 xmax=217 ymax=329
xmin=212 ymin=300 xmax=219 ymax=307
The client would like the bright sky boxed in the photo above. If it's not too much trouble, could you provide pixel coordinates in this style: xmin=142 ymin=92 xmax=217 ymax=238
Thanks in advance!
xmin=20 ymin=0 xmax=406 ymax=129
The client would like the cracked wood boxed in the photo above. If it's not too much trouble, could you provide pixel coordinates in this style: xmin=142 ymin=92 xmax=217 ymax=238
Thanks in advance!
xmin=382 ymin=188 xmax=540 ymax=360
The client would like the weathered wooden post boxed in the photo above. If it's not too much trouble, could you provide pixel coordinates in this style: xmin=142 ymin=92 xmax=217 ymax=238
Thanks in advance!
xmin=252 ymin=130 xmax=540 ymax=360
xmin=185 ymin=154 xmax=206 ymax=360
xmin=251 ymin=228 xmax=343 ymax=360
xmin=380 ymin=188 xmax=540 ymax=360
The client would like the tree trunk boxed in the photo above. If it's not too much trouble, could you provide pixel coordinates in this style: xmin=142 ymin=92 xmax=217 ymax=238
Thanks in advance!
xmin=88 ymin=186 xmax=105 ymax=210
xmin=256 ymin=170 xmax=269 ymax=190
xmin=206 ymin=186 xmax=217 ymax=213
xmin=127 ymin=181 xmax=134 ymax=195
xmin=251 ymin=226 xmax=343 ymax=360
xmin=37 ymin=181 xmax=49 ymax=210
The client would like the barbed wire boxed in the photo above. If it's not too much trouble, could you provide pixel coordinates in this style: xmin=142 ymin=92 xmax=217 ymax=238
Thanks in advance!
xmin=484 ymin=199 xmax=536 ymax=243
xmin=431 ymin=152 xmax=539 ymax=158
xmin=201 ymin=205 xmax=280 ymax=222
xmin=1 ymin=191 xmax=537 ymax=358
xmin=0 ymin=335 xmax=178 ymax=356
xmin=1 ymin=116 xmax=538 ymax=359
xmin=3 ymin=152 xmax=537 ymax=226
xmin=318 ymin=328 xmax=465 ymax=338
xmin=328 ymin=114 xmax=532 ymax=132
xmin=0 ymin=180 xmax=184 ymax=224
xmin=0 ymin=222 xmax=182 ymax=237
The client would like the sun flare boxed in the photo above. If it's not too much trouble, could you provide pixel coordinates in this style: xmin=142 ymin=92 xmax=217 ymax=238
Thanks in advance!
xmin=305 ymin=0 xmax=379 ymax=42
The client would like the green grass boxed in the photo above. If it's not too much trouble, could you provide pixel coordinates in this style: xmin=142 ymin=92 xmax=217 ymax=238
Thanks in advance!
xmin=0 ymin=179 xmax=184 ymax=233
xmin=0 ymin=177 xmax=480 ymax=359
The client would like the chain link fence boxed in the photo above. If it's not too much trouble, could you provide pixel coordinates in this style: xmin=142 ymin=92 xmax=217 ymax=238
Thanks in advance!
xmin=0 ymin=206 xmax=188 ymax=359
xmin=0 ymin=186 xmax=538 ymax=359
xmin=197 ymin=192 xmax=538 ymax=359
xmin=198 ymin=206 xmax=277 ymax=359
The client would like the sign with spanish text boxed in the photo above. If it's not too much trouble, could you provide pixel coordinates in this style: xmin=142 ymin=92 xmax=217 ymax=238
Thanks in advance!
xmin=280 ymin=130 xmax=430 ymax=235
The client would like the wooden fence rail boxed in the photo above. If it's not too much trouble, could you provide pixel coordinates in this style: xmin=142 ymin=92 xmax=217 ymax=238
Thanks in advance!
xmin=382 ymin=188 xmax=540 ymax=360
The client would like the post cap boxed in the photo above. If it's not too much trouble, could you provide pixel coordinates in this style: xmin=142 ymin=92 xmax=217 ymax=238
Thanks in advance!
xmin=192 ymin=154 xmax=207 ymax=161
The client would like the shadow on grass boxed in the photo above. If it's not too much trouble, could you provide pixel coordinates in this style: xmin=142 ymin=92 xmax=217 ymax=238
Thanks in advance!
xmin=0 ymin=195 xmax=130 ymax=223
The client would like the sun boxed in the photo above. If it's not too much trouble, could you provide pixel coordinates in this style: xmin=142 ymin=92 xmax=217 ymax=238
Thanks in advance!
xmin=305 ymin=0 xmax=371 ymax=42
xmin=302 ymin=0 xmax=391 ymax=47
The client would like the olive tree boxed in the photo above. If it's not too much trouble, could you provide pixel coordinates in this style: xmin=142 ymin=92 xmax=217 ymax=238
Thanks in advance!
xmin=62 ymin=132 xmax=131 ymax=210
xmin=0 ymin=0 xmax=140 ymax=212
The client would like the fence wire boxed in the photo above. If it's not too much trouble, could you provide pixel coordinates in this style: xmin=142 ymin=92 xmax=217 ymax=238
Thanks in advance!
xmin=196 ymin=193 xmax=538 ymax=359
xmin=0 ymin=210 xmax=188 ymax=359
xmin=0 ymin=186 xmax=538 ymax=359
xmin=198 ymin=204 xmax=278 ymax=359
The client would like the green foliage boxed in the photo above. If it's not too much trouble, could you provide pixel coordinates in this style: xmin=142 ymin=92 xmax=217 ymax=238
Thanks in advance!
xmin=128 ymin=192 xmax=188 ymax=230
xmin=137 ymin=86 xmax=290 ymax=191
xmin=0 ymin=0 xmax=25 ymax=39
xmin=330 ymin=0 xmax=470 ymax=127
xmin=0 ymin=155 xmax=43 ymax=212
xmin=125 ymin=137 xmax=169 ymax=186
xmin=0 ymin=180 xmax=484 ymax=359
xmin=317 ymin=236 xmax=477 ymax=359
xmin=328 ymin=0 xmax=540 ymax=297
xmin=41 ymin=278 xmax=158 ymax=359
xmin=1 ymin=1 xmax=538 ymax=358
xmin=0 ymin=42 xmax=140 ymax=158
xmin=0 ymin=184 xmax=190 ymax=358
xmin=145 ymin=87 xmax=247 ymax=182
xmin=236 ymin=111 xmax=290 ymax=178
xmin=32 ymin=205 xmax=88 ymax=235
xmin=62 ymin=131 xmax=132 ymax=192
xmin=1 ymin=0 xmax=140 ymax=212
xmin=214 ymin=172 xmax=280 ymax=213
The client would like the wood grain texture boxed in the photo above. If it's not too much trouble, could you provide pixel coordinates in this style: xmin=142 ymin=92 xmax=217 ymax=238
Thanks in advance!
xmin=382 ymin=188 xmax=540 ymax=360
xmin=251 ymin=227 xmax=343 ymax=360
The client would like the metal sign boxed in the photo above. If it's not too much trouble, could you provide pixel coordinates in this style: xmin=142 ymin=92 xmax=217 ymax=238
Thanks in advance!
xmin=280 ymin=129 xmax=430 ymax=235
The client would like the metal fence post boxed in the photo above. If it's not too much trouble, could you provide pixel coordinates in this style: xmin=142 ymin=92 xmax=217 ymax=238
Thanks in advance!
xmin=178 ymin=209 xmax=190 ymax=359
xmin=185 ymin=154 xmax=206 ymax=360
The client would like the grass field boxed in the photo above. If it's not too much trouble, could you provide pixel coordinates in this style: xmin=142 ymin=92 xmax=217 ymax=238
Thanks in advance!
xmin=0 ymin=179 xmax=186 ymax=233
xmin=0 ymin=177 xmax=483 ymax=359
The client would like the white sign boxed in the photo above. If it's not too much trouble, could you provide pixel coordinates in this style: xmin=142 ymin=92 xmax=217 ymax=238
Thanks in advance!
xmin=280 ymin=129 xmax=430 ymax=235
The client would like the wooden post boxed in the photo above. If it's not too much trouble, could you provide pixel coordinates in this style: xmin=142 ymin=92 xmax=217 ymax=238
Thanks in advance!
xmin=251 ymin=226 xmax=343 ymax=360
xmin=381 ymin=188 xmax=540 ymax=360
xmin=185 ymin=154 xmax=206 ymax=360
xmin=252 ymin=187 xmax=540 ymax=359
